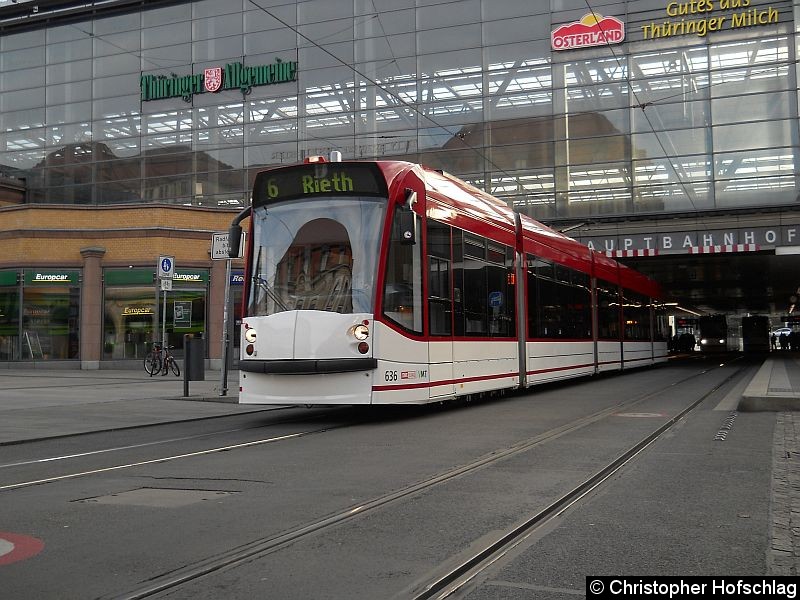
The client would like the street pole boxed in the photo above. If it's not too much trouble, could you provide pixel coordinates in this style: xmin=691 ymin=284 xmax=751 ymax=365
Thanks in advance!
xmin=155 ymin=285 xmax=160 ymax=353
xmin=162 ymin=287 xmax=168 ymax=350
xmin=220 ymin=258 xmax=232 ymax=396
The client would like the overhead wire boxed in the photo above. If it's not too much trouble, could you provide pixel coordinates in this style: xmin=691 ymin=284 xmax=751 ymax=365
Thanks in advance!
xmin=247 ymin=0 xmax=534 ymax=194
xmin=579 ymin=0 xmax=725 ymax=232
xmin=38 ymin=1 xmax=797 ymax=217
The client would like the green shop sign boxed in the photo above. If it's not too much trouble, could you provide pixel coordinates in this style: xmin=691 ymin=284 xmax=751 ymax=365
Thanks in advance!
xmin=0 ymin=271 xmax=18 ymax=286
xmin=173 ymin=270 xmax=208 ymax=284
xmin=105 ymin=269 xmax=154 ymax=286
xmin=141 ymin=59 xmax=298 ymax=102
xmin=105 ymin=269 xmax=207 ymax=284
xmin=24 ymin=270 xmax=80 ymax=285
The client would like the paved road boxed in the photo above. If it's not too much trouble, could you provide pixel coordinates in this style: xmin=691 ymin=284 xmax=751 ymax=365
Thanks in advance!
xmin=0 ymin=358 xmax=797 ymax=598
xmin=0 ymin=369 xmax=257 ymax=445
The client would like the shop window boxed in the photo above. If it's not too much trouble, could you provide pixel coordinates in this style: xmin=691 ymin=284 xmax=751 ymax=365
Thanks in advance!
xmin=22 ymin=286 xmax=80 ymax=360
xmin=163 ymin=289 xmax=207 ymax=353
xmin=0 ymin=286 xmax=20 ymax=361
xmin=104 ymin=286 xmax=157 ymax=360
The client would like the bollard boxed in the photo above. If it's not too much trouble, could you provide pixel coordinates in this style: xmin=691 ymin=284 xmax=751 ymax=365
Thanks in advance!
xmin=183 ymin=333 xmax=206 ymax=396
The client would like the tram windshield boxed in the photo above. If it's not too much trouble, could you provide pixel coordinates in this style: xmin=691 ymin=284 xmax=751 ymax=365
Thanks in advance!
xmin=247 ymin=197 xmax=386 ymax=316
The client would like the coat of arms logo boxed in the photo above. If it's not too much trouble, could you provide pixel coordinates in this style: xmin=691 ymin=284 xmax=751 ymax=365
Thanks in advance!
xmin=203 ymin=67 xmax=223 ymax=93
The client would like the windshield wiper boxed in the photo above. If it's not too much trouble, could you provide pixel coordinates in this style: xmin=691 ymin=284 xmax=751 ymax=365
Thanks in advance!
xmin=252 ymin=276 xmax=290 ymax=312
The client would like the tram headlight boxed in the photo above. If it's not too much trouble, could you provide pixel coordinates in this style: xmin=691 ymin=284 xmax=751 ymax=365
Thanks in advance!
xmin=351 ymin=324 xmax=369 ymax=341
xmin=244 ymin=328 xmax=257 ymax=343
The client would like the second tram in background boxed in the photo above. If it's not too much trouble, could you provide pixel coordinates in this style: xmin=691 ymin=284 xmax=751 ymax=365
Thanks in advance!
xmin=698 ymin=314 xmax=729 ymax=353
xmin=741 ymin=315 xmax=770 ymax=353
xmin=229 ymin=156 xmax=670 ymax=405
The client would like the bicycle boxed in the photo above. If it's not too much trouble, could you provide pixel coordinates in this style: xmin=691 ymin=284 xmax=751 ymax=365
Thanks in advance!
xmin=160 ymin=345 xmax=181 ymax=377
xmin=143 ymin=343 xmax=162 ymax=376
xmin=143 ymin=343 xmax=181 ymax=377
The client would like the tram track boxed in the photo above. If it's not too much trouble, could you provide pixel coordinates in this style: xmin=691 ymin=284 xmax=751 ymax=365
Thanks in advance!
xmin=407 ymin=365 xmax=745 ymax=600
xmin=0 ymin=405 xmax=366 ymax=490
xmin=1 ymin=362 xmax=732 ymax=492
xmin=98 ymin=361 xmax=748 ymax=600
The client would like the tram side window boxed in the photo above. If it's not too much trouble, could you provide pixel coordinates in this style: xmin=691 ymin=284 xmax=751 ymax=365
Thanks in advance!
xmin=596 ymin=281 xmax=621 ymax=340
xmin=567 ymin=269 xmax=592 ymax=339
xmin=487 ymin=245 xmax=515 ymax=337
xmin=453 ymin=229 xmax=464 ymax=336
xmin=536 ymin=272 xmax=566 ymax=338
xmin=382 ymin=206 xmax=423 ymax=334
xmin=654 ymin=301 xmax=668 ymax=341
xmin=526 ymin=256 xmax=591 ymax=339
xmin=463 ymin=255 xmax=488 ymax=335
xmin=427 ymin=219 xmax=452 ymax=336
xmin=623 ymin=290 xmax=651 ymax=341
xmin=454 ymin=233 xmax=515 ymax=338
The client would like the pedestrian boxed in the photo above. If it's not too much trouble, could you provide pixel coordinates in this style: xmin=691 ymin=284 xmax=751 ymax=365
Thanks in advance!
xmin=771 ymin=333 xmax=777 ymax=350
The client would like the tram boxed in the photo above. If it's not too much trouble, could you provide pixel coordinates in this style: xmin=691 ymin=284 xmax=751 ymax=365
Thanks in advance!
xmin=698 ymin=314 xmax=729 ymax=353
xmin=228 ymin=157 xmax=669 ymax=405
xmin=741 ymin=315 xmax=770 ymax=353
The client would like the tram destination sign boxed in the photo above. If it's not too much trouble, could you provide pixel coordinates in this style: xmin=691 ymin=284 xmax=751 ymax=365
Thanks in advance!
xmin=140 ymin=59 xmax=297 ymax=103
xmin=252 ymin=163 xmax=387 ymax=206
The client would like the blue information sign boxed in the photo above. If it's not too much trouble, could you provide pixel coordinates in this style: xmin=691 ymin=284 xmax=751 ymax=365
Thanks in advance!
xmin=158 ymin=255 xmax=175 ymax=279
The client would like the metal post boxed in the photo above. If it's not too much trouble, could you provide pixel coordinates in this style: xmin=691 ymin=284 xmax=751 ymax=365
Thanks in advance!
xmin=162 ymin=287 xmax=167 ymax=350
xmin=183 ymin=334 xmax=190 ymax=397
xmin=220 ymin=259 xmax=232 ymax=396
xmin=154 ymin=285 xmax=160 ymax=354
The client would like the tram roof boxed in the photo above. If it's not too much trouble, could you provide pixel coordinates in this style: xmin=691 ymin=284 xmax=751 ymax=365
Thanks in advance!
xmin=268 ymin=158 xmax=663 ymax=298
xmin=375 ymin=160 xmax=661 ymax=297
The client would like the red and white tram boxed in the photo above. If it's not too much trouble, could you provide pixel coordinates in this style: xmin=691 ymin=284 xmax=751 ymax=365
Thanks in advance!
xmin=229 ymin=156 xmax=669 ymax=405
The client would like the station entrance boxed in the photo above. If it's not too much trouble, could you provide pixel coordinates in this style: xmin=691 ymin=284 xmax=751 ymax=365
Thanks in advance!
xmin=621 ymin=251 xmax=800 ymax=351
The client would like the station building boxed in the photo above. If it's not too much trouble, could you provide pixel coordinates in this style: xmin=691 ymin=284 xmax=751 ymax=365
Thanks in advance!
xmin=0 ymin=0 xmax=797 ymax=367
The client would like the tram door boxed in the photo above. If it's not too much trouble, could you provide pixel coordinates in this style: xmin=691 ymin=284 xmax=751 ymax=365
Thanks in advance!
xmin=427 ymin=221 xmax=455 ymax=398
xmin=428 ymin=341 xmax=454 ymax=398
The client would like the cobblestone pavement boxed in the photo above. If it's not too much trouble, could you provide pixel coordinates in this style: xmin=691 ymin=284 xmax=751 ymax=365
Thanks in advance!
xmin=770 ymin=412 xmax=800 ymax=575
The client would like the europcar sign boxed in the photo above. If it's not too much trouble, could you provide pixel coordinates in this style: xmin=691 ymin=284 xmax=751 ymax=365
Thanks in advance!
xmin=551 ymin=13 xmax=625 ymax=50
xmin=141 ymin=58 xmax=298 ymax=102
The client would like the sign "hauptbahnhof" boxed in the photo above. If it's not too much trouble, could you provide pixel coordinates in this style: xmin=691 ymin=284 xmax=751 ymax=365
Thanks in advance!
xmin=577 ymin=225 xmax=800 ymax=255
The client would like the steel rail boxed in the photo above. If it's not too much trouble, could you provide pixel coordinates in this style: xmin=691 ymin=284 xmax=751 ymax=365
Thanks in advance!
xmin=102 ymin=362 xmax=739 ymax=600
xmin=410 ymin=365 xmax=744 ymax=600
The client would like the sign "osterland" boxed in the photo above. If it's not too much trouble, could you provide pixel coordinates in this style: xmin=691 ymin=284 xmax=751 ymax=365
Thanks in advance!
xmin=140 ymin=59 xmax=298 ymax=102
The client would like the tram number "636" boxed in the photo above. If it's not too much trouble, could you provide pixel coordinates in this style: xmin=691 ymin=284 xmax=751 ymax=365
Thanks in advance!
xmin=384 ymin=370 xmax=399 ymax=382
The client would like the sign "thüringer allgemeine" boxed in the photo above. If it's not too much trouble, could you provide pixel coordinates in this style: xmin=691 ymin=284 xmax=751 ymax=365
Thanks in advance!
xmin=140 ymin=59 xmax=298 ymax=102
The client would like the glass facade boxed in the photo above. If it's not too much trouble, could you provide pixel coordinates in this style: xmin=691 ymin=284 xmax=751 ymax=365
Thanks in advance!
xmin=0 ymin=0 xmax=797 ymax=221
